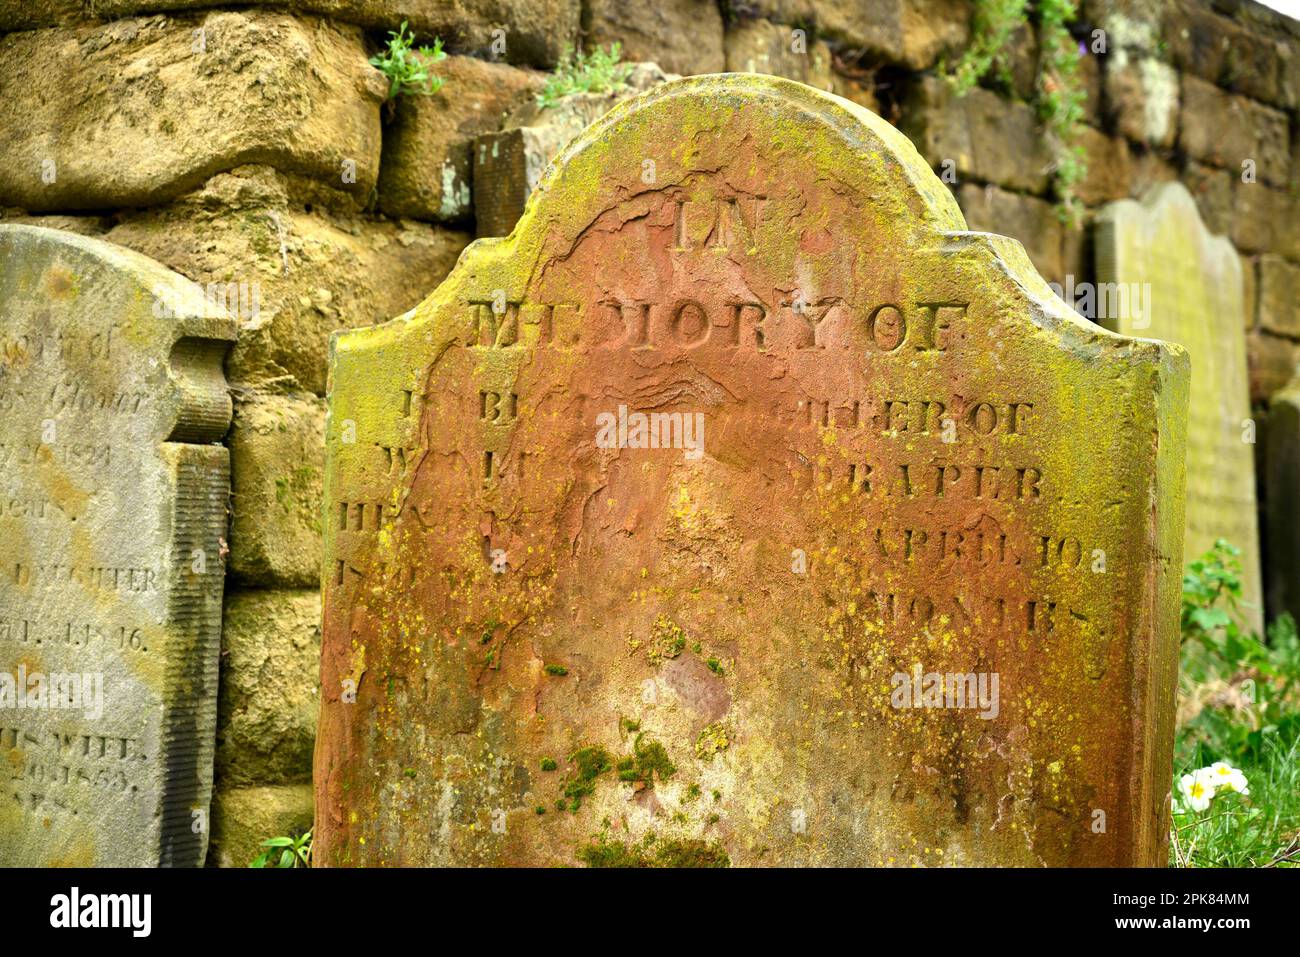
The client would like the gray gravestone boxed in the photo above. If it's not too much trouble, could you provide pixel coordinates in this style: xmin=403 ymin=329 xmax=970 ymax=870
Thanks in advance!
xmin=0 ymin=225 xmax=235 ymax=866
xmin=1096 ymin=182 xmax=1263 ymax=633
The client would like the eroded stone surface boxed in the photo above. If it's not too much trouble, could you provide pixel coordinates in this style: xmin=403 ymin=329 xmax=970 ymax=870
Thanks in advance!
xmin=0 ymin=225 xmax=235 ymax=866
xmin=0 ymin=12 xmax=384 ymax=212
xmin=316 ymin=75 xmax=1187 ymax=867
xmin=1096 ymin=182 xmax=1262 ymax=633
xmin=216 ymin=589 xmax=321 ymax=786
xmin=0 ymin=0 xmax=581 ymax=69
xmin=227 ymin=391 xmax=327 ymax=589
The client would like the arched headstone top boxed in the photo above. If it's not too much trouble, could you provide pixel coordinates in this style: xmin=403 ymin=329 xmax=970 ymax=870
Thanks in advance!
xmin=1096 ymin=181 xmax=1243 ymax=302
xmin=0 ymin=224 xmax=237 ymax=444
xmin=527 ymin=73 xmax=967 ymax=238
xmin=336 ymin=74 xmax=1156 ymax=366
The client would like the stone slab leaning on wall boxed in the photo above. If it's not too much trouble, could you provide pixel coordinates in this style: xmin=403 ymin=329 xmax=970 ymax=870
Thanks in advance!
xmin=0 ymin=225 xmax=236 ymax=866
xmin=378 ymin=55 xmax=545 ymax=223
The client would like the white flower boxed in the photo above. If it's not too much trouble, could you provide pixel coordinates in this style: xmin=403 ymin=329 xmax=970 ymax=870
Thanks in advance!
xmin=1179 ymin=770 xmax=1215 ymax=812
xmin=1206 ymin=761 xmax=1250 ymax=796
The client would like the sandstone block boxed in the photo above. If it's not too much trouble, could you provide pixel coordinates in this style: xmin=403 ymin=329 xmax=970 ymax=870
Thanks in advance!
xmin=472 ymin=64 xmax=673 ymax=237
xmin=957 ymin=183 xmax=1063 ymax=284
xmin=1104 ymin=53 xmax=1179 ymax=148
xmin=228 ymin=390 xmax=326 ymax=588
xmin=587 ymin=0 xmax=724 ymax=75
xmin=816 ymin=0 xmax=970 ymax=70
xmin=208 ymin=782 xmax=313 ymax=867
xmin=1178 ymin=75 xmax=1290 ymax=187
xmin=215 ymin=590 xmax=322 ymax=787
xmin=378 ymin=55 xmax=544 ymax=223
xmin=0 ymin=0 xmax=581 ymax=68
xmin=1259 ymin=255 xmax=1300 ymax=340
xmin=1249 ymin=330 xmax=1298 ymax=403
xmin=724 ymin=17 xmax=834 ymax=91
xmin=0 ymin=13 xmax=384 ymax=212
xmin=902 ymin=76 xmax=1053 ymax=195
xmin=98 ymin=167 xmax=469 ymax=395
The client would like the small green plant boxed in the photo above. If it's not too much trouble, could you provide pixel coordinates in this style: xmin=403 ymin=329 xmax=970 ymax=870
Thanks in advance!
xmin=1036 ymin=0 xmax=1088 ymax=225
xmin=945 ymin=0 xmax=1029 ymax=95
xmin=944 ymin=0 xmax=1088 ymax=223
xmin=578 ymin=833 xmax=729 ymax=868
xmin=648 ymin=615 xmax=688 ymax=664
xmin=370 ymin=21 xmax=446 ymax=101
xmin=1172 ymin=540 xmax=1300 ymax=866
xmin=1178 ymin=540 xmax=1299 ymax=766
xmin=695 ymin=723 xmax=730 ymax=760
xmin=536 ymin=43 xmax=634 ymax=110
xmin=1181 ymin=539 xmax=1247 ymax=648
xmin=561 ymin=745 xmax=613 ymax=811
xmin=250 ymin=828 xmax=312 ymax=868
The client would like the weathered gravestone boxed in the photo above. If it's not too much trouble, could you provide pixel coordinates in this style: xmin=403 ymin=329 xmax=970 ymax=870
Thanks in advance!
xmin=0 ymin=226 xmax=235 ymax=866
xmin=1265 ymin=368 xmax=1300 ymax=623
xmin=316 ymin=75 xmax=1188 ymax=867
xmin=1095 ymin=183 xmax=1262 ymax=635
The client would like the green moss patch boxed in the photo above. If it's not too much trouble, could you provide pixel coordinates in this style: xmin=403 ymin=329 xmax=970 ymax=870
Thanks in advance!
xmin=616 ymin=734 xmax=676 ymax=787
xmin=577 ymin=834 xmax=729 ymax=868
xmin=561 ymin=745 xmax=612 ymax=811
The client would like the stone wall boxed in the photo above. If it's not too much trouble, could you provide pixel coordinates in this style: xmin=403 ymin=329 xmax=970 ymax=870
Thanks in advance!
xmin=1 ymin=0 xmax=1295 ymax=864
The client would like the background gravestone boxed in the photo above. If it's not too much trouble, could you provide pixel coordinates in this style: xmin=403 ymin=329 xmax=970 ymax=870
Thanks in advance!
xmin=1095 ymin=183 xmax=1263 ymax=635
xmin=316 ymin=75 xmax=1188 ymax=867
xmin=0 ymin=225 xmax=235 ymax=866
xmin=1265 ymin=368 xmax=1300 ymax=623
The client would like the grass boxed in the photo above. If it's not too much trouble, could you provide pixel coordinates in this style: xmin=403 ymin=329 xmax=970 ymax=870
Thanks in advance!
xmin=1170 ymin=539 xmax=1300 ymax=867
xmin=1172 ymin=733 xmax=1300 ymax=867
xmin=536 ymin=43 xmax=633 ymax=110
